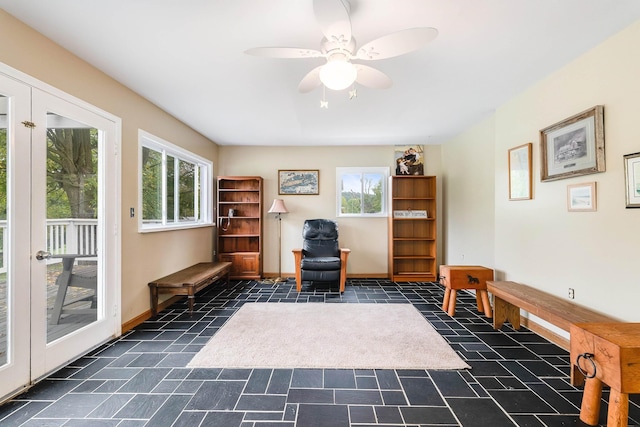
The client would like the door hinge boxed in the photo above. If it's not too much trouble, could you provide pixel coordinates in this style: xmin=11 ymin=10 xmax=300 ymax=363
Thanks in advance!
xmin=21 ymin=120 xmax=36 ymax=129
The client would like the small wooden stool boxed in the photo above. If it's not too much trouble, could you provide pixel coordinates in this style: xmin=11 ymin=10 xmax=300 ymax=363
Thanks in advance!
xmin=571 ymin=322 xmax=640 ymax=427
xmin=439 ymin=265 xmax=493 ymax=317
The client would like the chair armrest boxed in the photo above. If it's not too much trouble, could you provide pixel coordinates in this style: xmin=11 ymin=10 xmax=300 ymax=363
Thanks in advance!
xmin=339 ymin=248 xmax=350 ymax=263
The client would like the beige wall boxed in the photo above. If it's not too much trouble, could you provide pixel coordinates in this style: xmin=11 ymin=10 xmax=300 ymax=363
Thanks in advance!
xmin=441 ymin=116 xmax=496 ymax=268
xmin=219 ymin=145 xmax=443 ymax=277
xmin=443 ymin=19 xmax=640 ymax=326
xmin=1 ymin=10 xmax=219 ymax=323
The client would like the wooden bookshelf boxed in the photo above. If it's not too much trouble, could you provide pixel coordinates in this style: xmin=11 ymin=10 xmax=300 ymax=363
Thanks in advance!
xmin=388 ymin=176 xmax=437 ymax=282
xmin=217 ymin=176 xmax=263 ymax=279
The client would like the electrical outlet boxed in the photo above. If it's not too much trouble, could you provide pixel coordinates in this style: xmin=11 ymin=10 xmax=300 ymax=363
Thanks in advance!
xmin=568 ymin=288 xmax=575 ymax=299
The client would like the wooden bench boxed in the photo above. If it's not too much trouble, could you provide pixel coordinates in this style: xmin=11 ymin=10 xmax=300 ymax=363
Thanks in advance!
xmin=148 ymin=261 xmax=232 ymax=316
xmin=487 ymin=280 xmax=617 ymax=334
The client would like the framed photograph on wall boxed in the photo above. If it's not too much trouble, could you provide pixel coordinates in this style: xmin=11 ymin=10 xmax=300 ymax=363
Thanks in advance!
xmin=394 ymin=145 xmax=424 ymax=175
xmin=624 ymin=152 xmax=640 ymax=208
xmin=567 ymin=182 xmax=597 ymax=212
xmin=540 ymin=105 xmax=605 ymax=182
xmin=508 ymin=143 xmax=533 ymax=200
xmin=278 ymin=170 xmax=319 ymax=195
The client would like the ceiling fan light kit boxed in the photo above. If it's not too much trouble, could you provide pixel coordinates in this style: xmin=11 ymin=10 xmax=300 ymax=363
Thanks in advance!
xmin=245 ymin=0 xmax=438 ymax=101
xmin=319 ymin=55 xmax=357 ymax=90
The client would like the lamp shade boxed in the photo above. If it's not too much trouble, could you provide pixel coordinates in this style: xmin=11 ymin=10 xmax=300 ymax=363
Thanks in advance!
xmin=268 ymin=199 xmax=289 ymax=214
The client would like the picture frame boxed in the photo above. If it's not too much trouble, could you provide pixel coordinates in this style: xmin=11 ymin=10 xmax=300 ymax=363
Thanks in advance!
xmin=394 ymin=145 xmax=424 ymax=175
xmin=623 ymin=152 xmax=640 ymax=208
xmin=567 ymin=182 xmax=597 ymax=212
xmin=278 ymin=170 xmax=319 ymax=195
xmin=508 ymin=143 xmax=533 ymax=200
xmin=540 ymin=105 xmax=605 ymax=182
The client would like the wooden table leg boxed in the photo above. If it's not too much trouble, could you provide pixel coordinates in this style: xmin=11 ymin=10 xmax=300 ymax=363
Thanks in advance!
xmin=580 ymin=377 xmax=603 ymax=426
xmin=607 ymin=388 xmax=629 ymax=427
xmin=447 ymin=289 xmax=457 ymax=316
xmin=442 ymin=288 xmax=451 ymax=312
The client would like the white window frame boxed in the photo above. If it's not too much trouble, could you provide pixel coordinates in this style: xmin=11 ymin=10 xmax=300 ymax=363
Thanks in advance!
xmin=336 ymin=167 xmax=389 ymax=217
xmin=138 ymin=130 xmax=213 ymax=232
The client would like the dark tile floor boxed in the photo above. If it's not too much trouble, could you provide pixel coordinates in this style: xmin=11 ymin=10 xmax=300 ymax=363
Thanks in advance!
xmin=0 ymin=279 xmax=637 ymax=427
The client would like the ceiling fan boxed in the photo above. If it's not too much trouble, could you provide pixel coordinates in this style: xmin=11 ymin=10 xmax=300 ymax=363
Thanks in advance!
xmin=245 ymin=0 xmax=438 ymax=93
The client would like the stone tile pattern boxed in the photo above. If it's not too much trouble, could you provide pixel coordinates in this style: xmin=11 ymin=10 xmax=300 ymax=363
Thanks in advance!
xmin=1 ymin=279 xmax=638 ymax=426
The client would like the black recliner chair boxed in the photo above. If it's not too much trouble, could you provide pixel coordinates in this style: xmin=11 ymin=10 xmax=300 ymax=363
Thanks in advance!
xmin=292 ymin=219 xmax=350 ymax=292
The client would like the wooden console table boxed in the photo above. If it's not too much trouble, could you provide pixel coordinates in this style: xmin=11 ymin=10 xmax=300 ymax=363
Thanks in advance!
xmin=570 ymin=322 xmax=640 ymax=427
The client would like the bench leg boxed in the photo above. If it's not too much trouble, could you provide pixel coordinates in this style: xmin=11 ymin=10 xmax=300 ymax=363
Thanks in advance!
xmin=149 ymin=286 xmax=159 ymax=317
xmin=607 ymin=388 xmax=629 ymax=427
xmin=493 ymin=296 xmax=520 ymax=330
xmin=580 ymin=377 xmax=603 ymax=426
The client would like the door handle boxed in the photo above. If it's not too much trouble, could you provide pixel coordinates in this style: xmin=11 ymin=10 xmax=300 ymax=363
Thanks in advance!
xmin=35 ymin=250 xmax=52 ymax=260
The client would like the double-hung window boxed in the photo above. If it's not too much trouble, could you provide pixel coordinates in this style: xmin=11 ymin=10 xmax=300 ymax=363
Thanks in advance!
xmin=138 ymin=130 xmax=213 ymax=231
xmin=336 ymin=167 xmax=389 ymax=217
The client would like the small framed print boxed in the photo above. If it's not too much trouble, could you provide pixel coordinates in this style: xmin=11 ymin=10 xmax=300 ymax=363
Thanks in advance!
xmin=624 ymin=152 xmax=640 ymax=208
xmin=567 ymin=182 xmax=597 ymax=212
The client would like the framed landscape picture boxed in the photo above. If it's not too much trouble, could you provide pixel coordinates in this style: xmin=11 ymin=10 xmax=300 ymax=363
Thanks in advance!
xmin=567 ymin=182 xmax=597 ymax=212
xmin=278 ymin=170 xmax=319 ymax=195
xmin=540 ymin=105 xmax=605 ymax=182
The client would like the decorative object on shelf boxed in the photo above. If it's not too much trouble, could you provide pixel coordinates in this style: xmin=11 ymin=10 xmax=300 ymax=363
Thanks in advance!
xmin=624 ymin=152 xmax=640 ymax=208
xmin=540 ymin=105 xmax=605 ymax=182
xmin=394 ymin=145 xmax=424 ymax=175
xmin=268 ymin=199 xmax=289 ymax=283
xmin=567 ymin=182 xmax=597 ymax=212
xmin=244 ymin=0 xmax=437 ymax=100
xmin=508 ymin=143 xmax=533 ymax=200
xmin=393 ymin=210 xmax=427 ymax=218
xmin=278 ymin=170 xmax=319 ymax=195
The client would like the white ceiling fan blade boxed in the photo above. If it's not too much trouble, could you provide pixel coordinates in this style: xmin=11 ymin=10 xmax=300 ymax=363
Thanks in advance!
xmin=356 ymin=27 xmax=438 ymax=60
xmin=354 ymin=64 xmax=392 ymax=89
xmin=298 ymin=66 xmax=323 ymax=93
xmin=313 ymin=0 xmax=352 ymax=46
xmin=244 ymin=47 xmax=323 ymax=59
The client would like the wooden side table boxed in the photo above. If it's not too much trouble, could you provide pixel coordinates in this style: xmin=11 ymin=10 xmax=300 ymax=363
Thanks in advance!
xmin=438 ymin=265 xmax=493 ymax=317
xmin=570 ymin=322 xmax=640 ymax=427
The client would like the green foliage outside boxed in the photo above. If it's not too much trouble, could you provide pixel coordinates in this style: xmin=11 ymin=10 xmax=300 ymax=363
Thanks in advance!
xmin=341 ymin=174 xmax=383 ymax=214
xmin=141 ymin=147 xmax=198 ymax=222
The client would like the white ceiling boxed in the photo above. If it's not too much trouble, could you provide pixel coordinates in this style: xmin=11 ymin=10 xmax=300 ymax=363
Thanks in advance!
xmin=3 ymin=1 xmax=640 ymax=146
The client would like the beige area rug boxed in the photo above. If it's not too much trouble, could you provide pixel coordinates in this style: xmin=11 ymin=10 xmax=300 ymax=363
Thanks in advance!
xmin=188 ymin=303 xmax=470 ymax=370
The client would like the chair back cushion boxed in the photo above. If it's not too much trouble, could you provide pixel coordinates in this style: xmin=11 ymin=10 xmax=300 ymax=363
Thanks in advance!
xmin=302 ymin=219 xmax=339 ymax=257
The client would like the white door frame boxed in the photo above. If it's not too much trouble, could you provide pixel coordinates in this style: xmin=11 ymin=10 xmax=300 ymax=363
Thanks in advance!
xmin=0 ymin=63 xmax=121 ymax=399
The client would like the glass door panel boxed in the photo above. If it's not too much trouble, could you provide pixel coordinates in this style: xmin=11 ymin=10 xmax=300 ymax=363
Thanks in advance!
xmin=0 ymin=74 xmax=32 ymax=401
xmin=45 ymin=113 xmax=100 ymax=343
xmin=31 ymin=88 xmax=118 ymax=379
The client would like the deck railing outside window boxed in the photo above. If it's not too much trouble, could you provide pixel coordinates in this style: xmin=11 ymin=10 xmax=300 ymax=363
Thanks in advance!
xmin=0 ymin=219 xmax=98 ymax=273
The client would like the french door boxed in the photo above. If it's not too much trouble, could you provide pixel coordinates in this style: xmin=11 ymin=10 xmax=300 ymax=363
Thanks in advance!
xmin=0 ymin=71 xmax=120 ymax=401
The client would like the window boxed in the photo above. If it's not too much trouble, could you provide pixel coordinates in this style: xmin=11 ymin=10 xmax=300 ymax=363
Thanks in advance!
xmin=138 ymin=130 xmax=213 ymax=231
xmin=336 ymin=167 xmax=389 ymax=217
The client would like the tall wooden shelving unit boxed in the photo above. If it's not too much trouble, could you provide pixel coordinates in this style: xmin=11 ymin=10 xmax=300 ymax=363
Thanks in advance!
xmin=217 ymin=176 xmax=263 ymax=280
xmin=388 ymin=175 xmax=437 ymax=282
